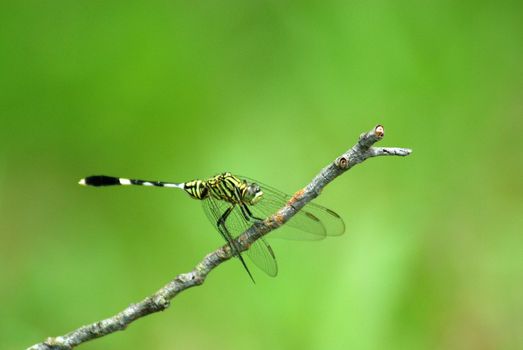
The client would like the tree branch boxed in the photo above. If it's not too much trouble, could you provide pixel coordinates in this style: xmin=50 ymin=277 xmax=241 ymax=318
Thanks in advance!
xmin=27 ymin=124 xmax=411 ymax=350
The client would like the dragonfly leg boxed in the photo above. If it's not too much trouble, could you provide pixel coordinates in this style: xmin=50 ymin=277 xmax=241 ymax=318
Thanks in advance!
xmin=217 ymin=206 xmax=256 ymax=283
xmin=234 ymin=188 xmax=263 ymax=222
xmin=240 ymin=203 xmax=264 ymax=222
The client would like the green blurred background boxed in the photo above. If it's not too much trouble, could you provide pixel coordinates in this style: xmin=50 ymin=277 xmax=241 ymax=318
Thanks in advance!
xmin=1 ymin=1 xmax=522 ymax=349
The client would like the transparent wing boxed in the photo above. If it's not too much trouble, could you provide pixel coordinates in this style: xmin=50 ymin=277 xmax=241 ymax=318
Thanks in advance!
xmin=240 ymin=176 xmax=346 ymax=240
xmin=201 ymin=197 xmax=278 ymax=277
xmin=201 ymin=195 xmax=230 ymax=235
xmin=246 ymin=238 xmax=278 ymax=277
xmin=226 ymin=204 xmax=278 ymax=277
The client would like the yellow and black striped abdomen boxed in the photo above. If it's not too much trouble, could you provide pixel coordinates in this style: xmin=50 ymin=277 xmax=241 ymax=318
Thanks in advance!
xmin=183 ymin=180 xmax=209 ymax=200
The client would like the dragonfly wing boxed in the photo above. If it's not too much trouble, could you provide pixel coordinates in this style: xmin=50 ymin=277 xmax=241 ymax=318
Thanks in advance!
xmin=202 ymin=197 xmax=278 ymax=277
xmin=248 ymin=198 xmax=326 ymax=240
xmin=201 ymin=195 xmax=231 ymax=234
xmin=296 ymin=201 xmax=345 ymax=237
xmin=245 ymin=237 xmax=278 ymax=277
xmin=227 ymin=205 xmax=278 ymax=277
xmin=240 ymin=176 xmax=346 ymax=240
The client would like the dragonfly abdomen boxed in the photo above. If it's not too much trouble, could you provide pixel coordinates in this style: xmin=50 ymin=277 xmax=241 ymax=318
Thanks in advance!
xmin=79 ymin=175 xmax=184 ymax=189
xmin=183 ymin=180 xmax=209 ymax=200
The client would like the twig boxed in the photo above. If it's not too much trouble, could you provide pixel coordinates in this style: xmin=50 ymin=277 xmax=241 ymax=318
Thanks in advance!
xmin=27 ymin=124 xmax=411 ymax=350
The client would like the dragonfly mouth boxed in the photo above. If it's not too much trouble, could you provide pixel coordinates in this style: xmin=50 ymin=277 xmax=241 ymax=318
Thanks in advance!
xmin=251 ymin=190 xmax=264 ymax=205
xmin=245 ymin=183 xmax=263 ymax=205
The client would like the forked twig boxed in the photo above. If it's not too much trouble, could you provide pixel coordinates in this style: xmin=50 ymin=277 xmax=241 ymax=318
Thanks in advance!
xmin=28 ymin=124 xmax=411 ymax=350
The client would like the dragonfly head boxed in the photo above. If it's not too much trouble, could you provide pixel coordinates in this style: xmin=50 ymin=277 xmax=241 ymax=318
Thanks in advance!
xmin=243 ymin=182 xmax=263 ymax=205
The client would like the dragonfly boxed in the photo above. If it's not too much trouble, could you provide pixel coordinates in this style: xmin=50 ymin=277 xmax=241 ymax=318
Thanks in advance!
xmin=79 ymin=172 xmax=345 ymax=282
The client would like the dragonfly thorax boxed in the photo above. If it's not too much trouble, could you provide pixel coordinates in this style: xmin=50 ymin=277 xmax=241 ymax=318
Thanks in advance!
xmin=184 ymin=173 xmax=263 ymax=205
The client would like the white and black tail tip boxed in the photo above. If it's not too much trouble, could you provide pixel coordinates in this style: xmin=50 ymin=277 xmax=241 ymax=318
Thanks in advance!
xmin=78 ymin=175 xmax=184 ymax=188
xmin=78 ymin=175 xmax=122 ymax=187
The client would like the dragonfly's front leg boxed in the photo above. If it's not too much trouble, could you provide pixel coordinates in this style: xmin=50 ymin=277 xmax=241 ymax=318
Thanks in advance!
xmin=239 ymin=202 xmax=264 ymax=222
xmin=231 ymin=186 xmax=263 ymax=223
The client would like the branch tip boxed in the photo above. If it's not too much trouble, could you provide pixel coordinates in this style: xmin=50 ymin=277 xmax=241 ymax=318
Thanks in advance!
xmin=374 ymin=125 xmax=384 ymax=138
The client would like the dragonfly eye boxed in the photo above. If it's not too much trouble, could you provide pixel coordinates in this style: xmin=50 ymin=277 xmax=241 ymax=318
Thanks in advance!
xmin=245 ymin=183 xmax=263 ymax=205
